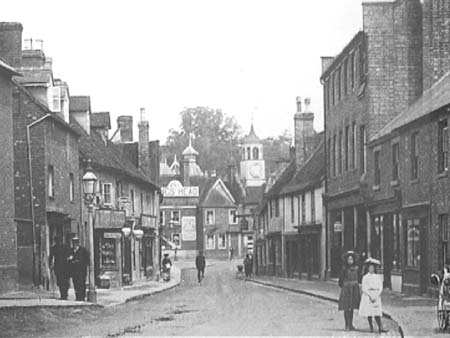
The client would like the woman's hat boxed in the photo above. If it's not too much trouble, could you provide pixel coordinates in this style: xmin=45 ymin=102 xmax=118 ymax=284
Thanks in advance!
xmin=342 ymin=250 xmax=359 ymax=261
xmin=364 ymin=257 xmax=381 ymax=266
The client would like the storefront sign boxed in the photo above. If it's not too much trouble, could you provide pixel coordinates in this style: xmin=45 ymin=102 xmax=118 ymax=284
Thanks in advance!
xmin=95 ymin=209 xmax=126 ymax=229
xmin=141 ymin=214 xmax=157 ymax=229
xmin=162 ymin=180 xmax=199 ymax=197
xmin=181 ymin=216 xmax=196 ymax=241
xmin=104 ymin=232 xmax=122 ymax=239
xmin=334 ymin=222 xmax=343 ymax=232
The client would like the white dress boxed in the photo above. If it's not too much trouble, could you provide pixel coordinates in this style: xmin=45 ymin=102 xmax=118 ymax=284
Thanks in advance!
xmin=359 ymin=273 xmax=383 ymax=317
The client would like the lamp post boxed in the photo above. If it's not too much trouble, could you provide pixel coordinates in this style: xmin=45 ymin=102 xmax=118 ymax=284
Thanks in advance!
xmin=82 ymin=159 xmax=98 ymax=303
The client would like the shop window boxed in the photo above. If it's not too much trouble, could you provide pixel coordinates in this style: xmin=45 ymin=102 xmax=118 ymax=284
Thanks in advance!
xmin=100 ymin=237 xmax=116 ymax=269
xmin=48 ymin=165 xmax=54 ymax=199
xmin=438 ymin=119 xmax=448 ymax=173
xmin=406 ymin=219 xmax=421 ymax=267
xmin=229 ymin=209 xmax=238 ymax=224
xmin=440 ymin=214 xmax=449 ymax=267
xmin=206 ymin=235 xmax=215 ymax=250
xmin=69 ymin=173 xmax=74 ymax=202
xmin=103 ymin=183 xmax=112 ymax=205
xmin=371 ymin=216 xmax=383 ymax=264
xmin=218 ymin=234 xmax=227 ymax=249
xmin=171 ymin=233 xmax=181 ymax=248
xmin=410 ymin=132 xmax=419 ymax=180
xmin=374 ymin=150 xmax=381 ymax=186
xmin=392 ymin=143 xmax=399 ymax=181
xmin=205 ymin=210 xmax=215 ymax=225
xmin=392 ymin=214 xmax=402 ymax=271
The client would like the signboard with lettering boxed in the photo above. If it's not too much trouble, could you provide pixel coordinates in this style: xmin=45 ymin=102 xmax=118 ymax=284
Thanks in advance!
xmin=95 ymin=209 xmax=126 ymax=229
xmin=334 ymin=222 xmax=344 ymax=232
xmin=181 ymin=216 xmax=197 ymax=241
xmin=141 ymin=214 xmax=157 ymax=229
xmin=162 ymin=180 xmax=199 ymax=197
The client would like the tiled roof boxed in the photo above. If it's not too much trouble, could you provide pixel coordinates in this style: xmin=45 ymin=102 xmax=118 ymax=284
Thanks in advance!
xmin=15 ymin=68 xmax=52 ymax=85
xmin=72 ymin=122 xmax=159 ymax=190
xmin=371 ymin=70 xmax=450 ymax=142
xmin=266 ymin=161 xmax=297 ymax=197
xmin=244 ymin=186 xmax=264 ymax=205
xmin=91 ymin=112 xmax=111 ymax=129
xmin=198 ymin=178 xmax=219 ymax=205
xmin=70 ymin=96 xmax=91 ymax=112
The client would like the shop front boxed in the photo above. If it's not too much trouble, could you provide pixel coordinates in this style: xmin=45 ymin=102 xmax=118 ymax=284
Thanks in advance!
xmin=297 ymin=224 xmax=322 ymax=279
xmin=141 ymin=214 xmax=158 ymax=278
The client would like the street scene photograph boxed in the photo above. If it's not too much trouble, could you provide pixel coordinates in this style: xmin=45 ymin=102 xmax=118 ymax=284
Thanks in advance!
xmin=1 ymin=0 xmax=450 ymax=337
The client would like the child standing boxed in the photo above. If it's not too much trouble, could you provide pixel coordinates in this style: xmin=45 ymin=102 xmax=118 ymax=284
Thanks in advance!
xmin=359 ymin=258 xmax=388 ymax=333
xmin=338 ymin=250 xmax=361 ymax=331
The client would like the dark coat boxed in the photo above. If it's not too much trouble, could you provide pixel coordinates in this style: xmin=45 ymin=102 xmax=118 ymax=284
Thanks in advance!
xmin=68 ymin=246 xmax=89 ymax=277
xmin=49 ymin=243 xmax=71 ymax=276
xmin=196 ymin=255 xmax=205 ymax=269
xmin=338 ymin=265 xmax=361 ymax=311
xmin=162 ymin=257 xmax=172 ymax=270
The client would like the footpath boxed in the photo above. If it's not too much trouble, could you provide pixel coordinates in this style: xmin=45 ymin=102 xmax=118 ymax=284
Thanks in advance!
xmin=248 ymin=274 xmax=438 ymax=337
xmin=0 ymin=265 xmax=181 ymax=309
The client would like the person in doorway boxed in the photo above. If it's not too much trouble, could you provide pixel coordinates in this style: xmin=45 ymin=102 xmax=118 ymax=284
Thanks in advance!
xmin=244 ymin=254 xmax=252 ymax=278
xmin=338 ymin=250 xmax=361 ymax=331
xmin=229 ymin=247 xmax=234 ymax=261
xmin=162 ymin=253 xmax=172 ymax=282
xmin=49 ymin=236 xmax=71 ymax=300
xmin=359 ymin=258 xmax=388 ymax=333
xmin=195 ymin=251 xmax=206 ymax=284
xmin=68 ymin=237 xmax=89 ymax=301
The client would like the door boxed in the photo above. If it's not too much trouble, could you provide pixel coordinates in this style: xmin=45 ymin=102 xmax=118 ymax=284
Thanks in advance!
xmin=122 ymin=237 xmax=132 ymax=284
xmin=383 ymin=214 xmax=393 ymax=289
xmin=420 ymin=218 xmax=429 ymax=294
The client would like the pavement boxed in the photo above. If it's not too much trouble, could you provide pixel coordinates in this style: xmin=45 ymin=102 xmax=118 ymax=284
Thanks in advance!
xmin=247 ymin=274 xmax=439 ymax=337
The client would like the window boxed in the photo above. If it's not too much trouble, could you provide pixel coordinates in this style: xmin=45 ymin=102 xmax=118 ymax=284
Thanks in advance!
xmin=359 ymin=125 xmax=366 ymax=173
xmin=130 ymin=189 xmax=135 ymax=214
xmin=229 ymin=209 xmax=238 ymax=224
xmin=269 ymin=200 xmax=272 ymax=219
xmin=48 ymin=165 xmax=54 ymax=198
xmin=351 ymin=122 xmax=356 ymax=170
xmin=392 ymin=214 xmax=402 ymax=270
xmin=438 ymin=119 xmax=448 ymax=173
xmin=140 ymin=192 xmax=144 ymax=213
xmin=171 ymin=233 xmax=181 ymax=248
xmin=337 ymin=67 xmax=341 ymax=101
xmin=338 ymin=131 xmax=342 ymax=174
xmin=242 ymin=148 xmax=246 ymax=160
xmin=206 ymin=235 xmax=215 ymax=250
xmin=310 ymin=191 xmax=315 ymax=223
xmin=344 ymin=126 xmax=349 ymax=171
xmin=206 ymin=210 xmax=215 ymax=225
xmin=371 ymin=216 xmax=383 ymax=264
xmin=324 ymin=82 xmax=329 ymax=113
xmin=328 ymin=137 xmax=332 ymax=177
xmin=411 ymin=132 xmax=419 ymax=180
xmin=48 ymin=86 xmax=61 ymax=113
xmin=291 ymin=197 xmax=295 ymax=223
xmin=374 ymin=150 xmax=381 ymax=186
xmin=343 ymin=59 xmax=348 ymax=96
xmin=171 ymin=210 xmax=180 ymax=225
xmin=440 ymin=214 xmax=449 ymax=267
xmin=331 ymin=73 xmax=335 ymax=105
xmin=392 ymin=143 xmax=399 ymax=181
xmin=359 ymin=43 xmax=366 ymax=84
xmin=406 ymin=219 xmax=421 ymax=267
xmin=253 ymin=147 xmax=259 ymax=160
xmin=218 ymin=234 xmax=227 ymax=249
xmin=301 ymin=194 xmax=306 ymax=224
xmin=350 ymin=53 xmax=355 ymax=89
xmin=332 ymin=135 xmax=337 ymax=176
xmin=103 ymin=183 xmax=112 ymax=205
xmin=328 ymin=79 xmax=333 ymax=109
xmin=247 ymin=147 xmax=251 ymax=160
xmin=69 ymin=173 xmax=74 ymax=202
xmin=275 ymin=198 xmax=280 ymax=217
xmin=160 ymin=210 xmax=166 ymax=226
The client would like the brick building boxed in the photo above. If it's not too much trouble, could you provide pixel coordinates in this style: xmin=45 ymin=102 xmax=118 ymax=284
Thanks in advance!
xmin=321 ymin=0 xmax=423 ymax=280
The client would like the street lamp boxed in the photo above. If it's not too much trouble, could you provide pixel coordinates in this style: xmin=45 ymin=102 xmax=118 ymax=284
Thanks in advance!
xmin=82 ymin=159 xmax=97 ymax=303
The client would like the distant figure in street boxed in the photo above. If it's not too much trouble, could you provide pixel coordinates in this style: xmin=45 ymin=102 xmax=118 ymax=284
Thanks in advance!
xmin=244 ymin=254 xmax=252 ymax=278
xmin=229 ymin=247 xmax=234 ymax=261
xmin=359 ymin=258 xmax=388 ymax=333
xmin=338 ymin=250 xmax=361 ymax=331
xmin=68 ymin=237 xmax=89 ymax=301
xmin=162 ymin=253 xmax=172 ymax=282
xmin=49 ymin=236 xmax=71 ymax=300
xmin=195 ymin=251 xmax=206 ymax=283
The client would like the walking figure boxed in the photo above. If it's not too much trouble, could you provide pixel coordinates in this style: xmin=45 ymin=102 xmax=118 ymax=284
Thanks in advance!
xmin=162 ymin=253 xmax=172 ymax=281
xmin=244 ymin=254 xmax=252 ymax=278
xmin=229 ymin=247 xmax=234 ymax=261
xmin=68 ymin=237 xmax=89 ymax=301
xmin=359 ymin=257 xmax=388 ymax=333
xmin=49 ymin=236 xmax=71 ymax=300
xmin=338 ymin=250 xmax=361 ymax=331
xmin=196 ymin=250 xmax=206 ymax=284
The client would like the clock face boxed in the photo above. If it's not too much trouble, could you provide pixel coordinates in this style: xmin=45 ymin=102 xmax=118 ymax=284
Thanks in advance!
xmin=250 ymin=163 xmax=262 ymax=178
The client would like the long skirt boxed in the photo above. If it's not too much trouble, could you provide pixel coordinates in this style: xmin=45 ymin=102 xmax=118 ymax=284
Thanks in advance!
xmin=338 ymin=284 xmax=361 ymax=311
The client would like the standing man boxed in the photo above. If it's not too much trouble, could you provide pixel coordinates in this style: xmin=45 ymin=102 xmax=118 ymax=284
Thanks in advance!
xmin=49 ymin=236 xmax=71 ymax=300
xmin=196 ymin=250 xmax=206 ymax=284
xmin=229 ymin=247 xmax=234 ymax=261
xmin=68 ymin=237 xmax=89 ymax=301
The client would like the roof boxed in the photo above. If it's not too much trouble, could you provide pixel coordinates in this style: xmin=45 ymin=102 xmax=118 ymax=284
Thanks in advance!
xmin=371 ymin=70 xmax=450 ymax=142
xmin=244 ymin=186 xmax=264 ymax=205
xmin=0 ymin=57 xmax=20 ymax=76
xmin=91 ymin=112 xmax=111 ymax=129
xmin=160 ymin=160 xmax=173 ymax=176
xmin=71 ymin=121 xmax=159 ymax=191
xmin=15 ymin=68 xmax=52 ymax=85
xmin=242 ymin=124 xmax=261 ymax=144
xmin=70 ymin=96 xmax=91 ymax=112
xmin=266 ymin=161 xmax=297 ymax=197
xmin=182 ymin=136 xmax=199 ymax=156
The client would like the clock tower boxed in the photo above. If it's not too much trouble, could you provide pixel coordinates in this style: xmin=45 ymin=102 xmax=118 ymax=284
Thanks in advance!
xmin=240 ymin=124 xmax=265 ymax=187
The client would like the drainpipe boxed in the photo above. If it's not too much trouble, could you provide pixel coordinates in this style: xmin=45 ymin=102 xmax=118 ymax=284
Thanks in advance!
xmin=26 ymin=114 xmax=52 ymax=286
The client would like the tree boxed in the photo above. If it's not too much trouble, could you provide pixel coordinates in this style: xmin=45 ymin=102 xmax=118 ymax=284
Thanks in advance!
xmin=165 ymin=107 xmax=242 ymax=174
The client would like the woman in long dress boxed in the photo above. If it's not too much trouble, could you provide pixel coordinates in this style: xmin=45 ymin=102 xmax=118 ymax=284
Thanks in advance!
xmin=359 ymin=258 xmax=388 ymax=333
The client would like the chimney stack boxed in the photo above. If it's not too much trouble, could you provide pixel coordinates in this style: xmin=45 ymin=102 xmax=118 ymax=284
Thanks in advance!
xmin=0 ymin=22 xmax=23 ymax=68
xmin=296 ymin=96 xmax=302 ymax=113
xmin=138 ymin=108 xmax=151 ymax=178
xmin=117 ymin=116 xmax=133 ymax=142
xmin=294 ymin=97 xmax=315 ymax=168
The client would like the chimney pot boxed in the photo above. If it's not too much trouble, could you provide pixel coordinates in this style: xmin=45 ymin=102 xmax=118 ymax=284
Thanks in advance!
xmin=304 ymin=98 xmax=311 ymax=112
xmin=140 ymin=107 xmax=146 ymax=122
xmin=296 ymin=97 xmax=302 ymax=113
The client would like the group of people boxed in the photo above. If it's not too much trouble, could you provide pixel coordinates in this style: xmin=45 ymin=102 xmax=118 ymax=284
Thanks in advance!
xmin=339 ymin=250 xmax=388 ymax=333
xmin=48 ymin=236 xmax=89 ymax=301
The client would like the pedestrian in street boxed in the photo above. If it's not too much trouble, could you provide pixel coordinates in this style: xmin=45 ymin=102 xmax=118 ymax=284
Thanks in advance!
xmin=244 ymin=254 xmax=252 ymax=278
xmin=48 ymin=236 xmax=71 ymax=300
xmin=162 ymin=253 xmax=172 ymax=281
xmin=359 ymin=258 xmax=388 ymax=333
xmin=196 ymin=250 xmax=206 ymax=284
xmin=68 ymin=237 xmax=89 ymax=301
xmin=338 ymin=250 xmax=361 ymax=331
xmin=229 ymin=247 xmax=234 ymax=261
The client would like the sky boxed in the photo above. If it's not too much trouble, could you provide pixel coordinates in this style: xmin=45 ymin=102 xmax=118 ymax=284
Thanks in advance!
xmin=3 ymin=0 xmax=363 ymax=144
